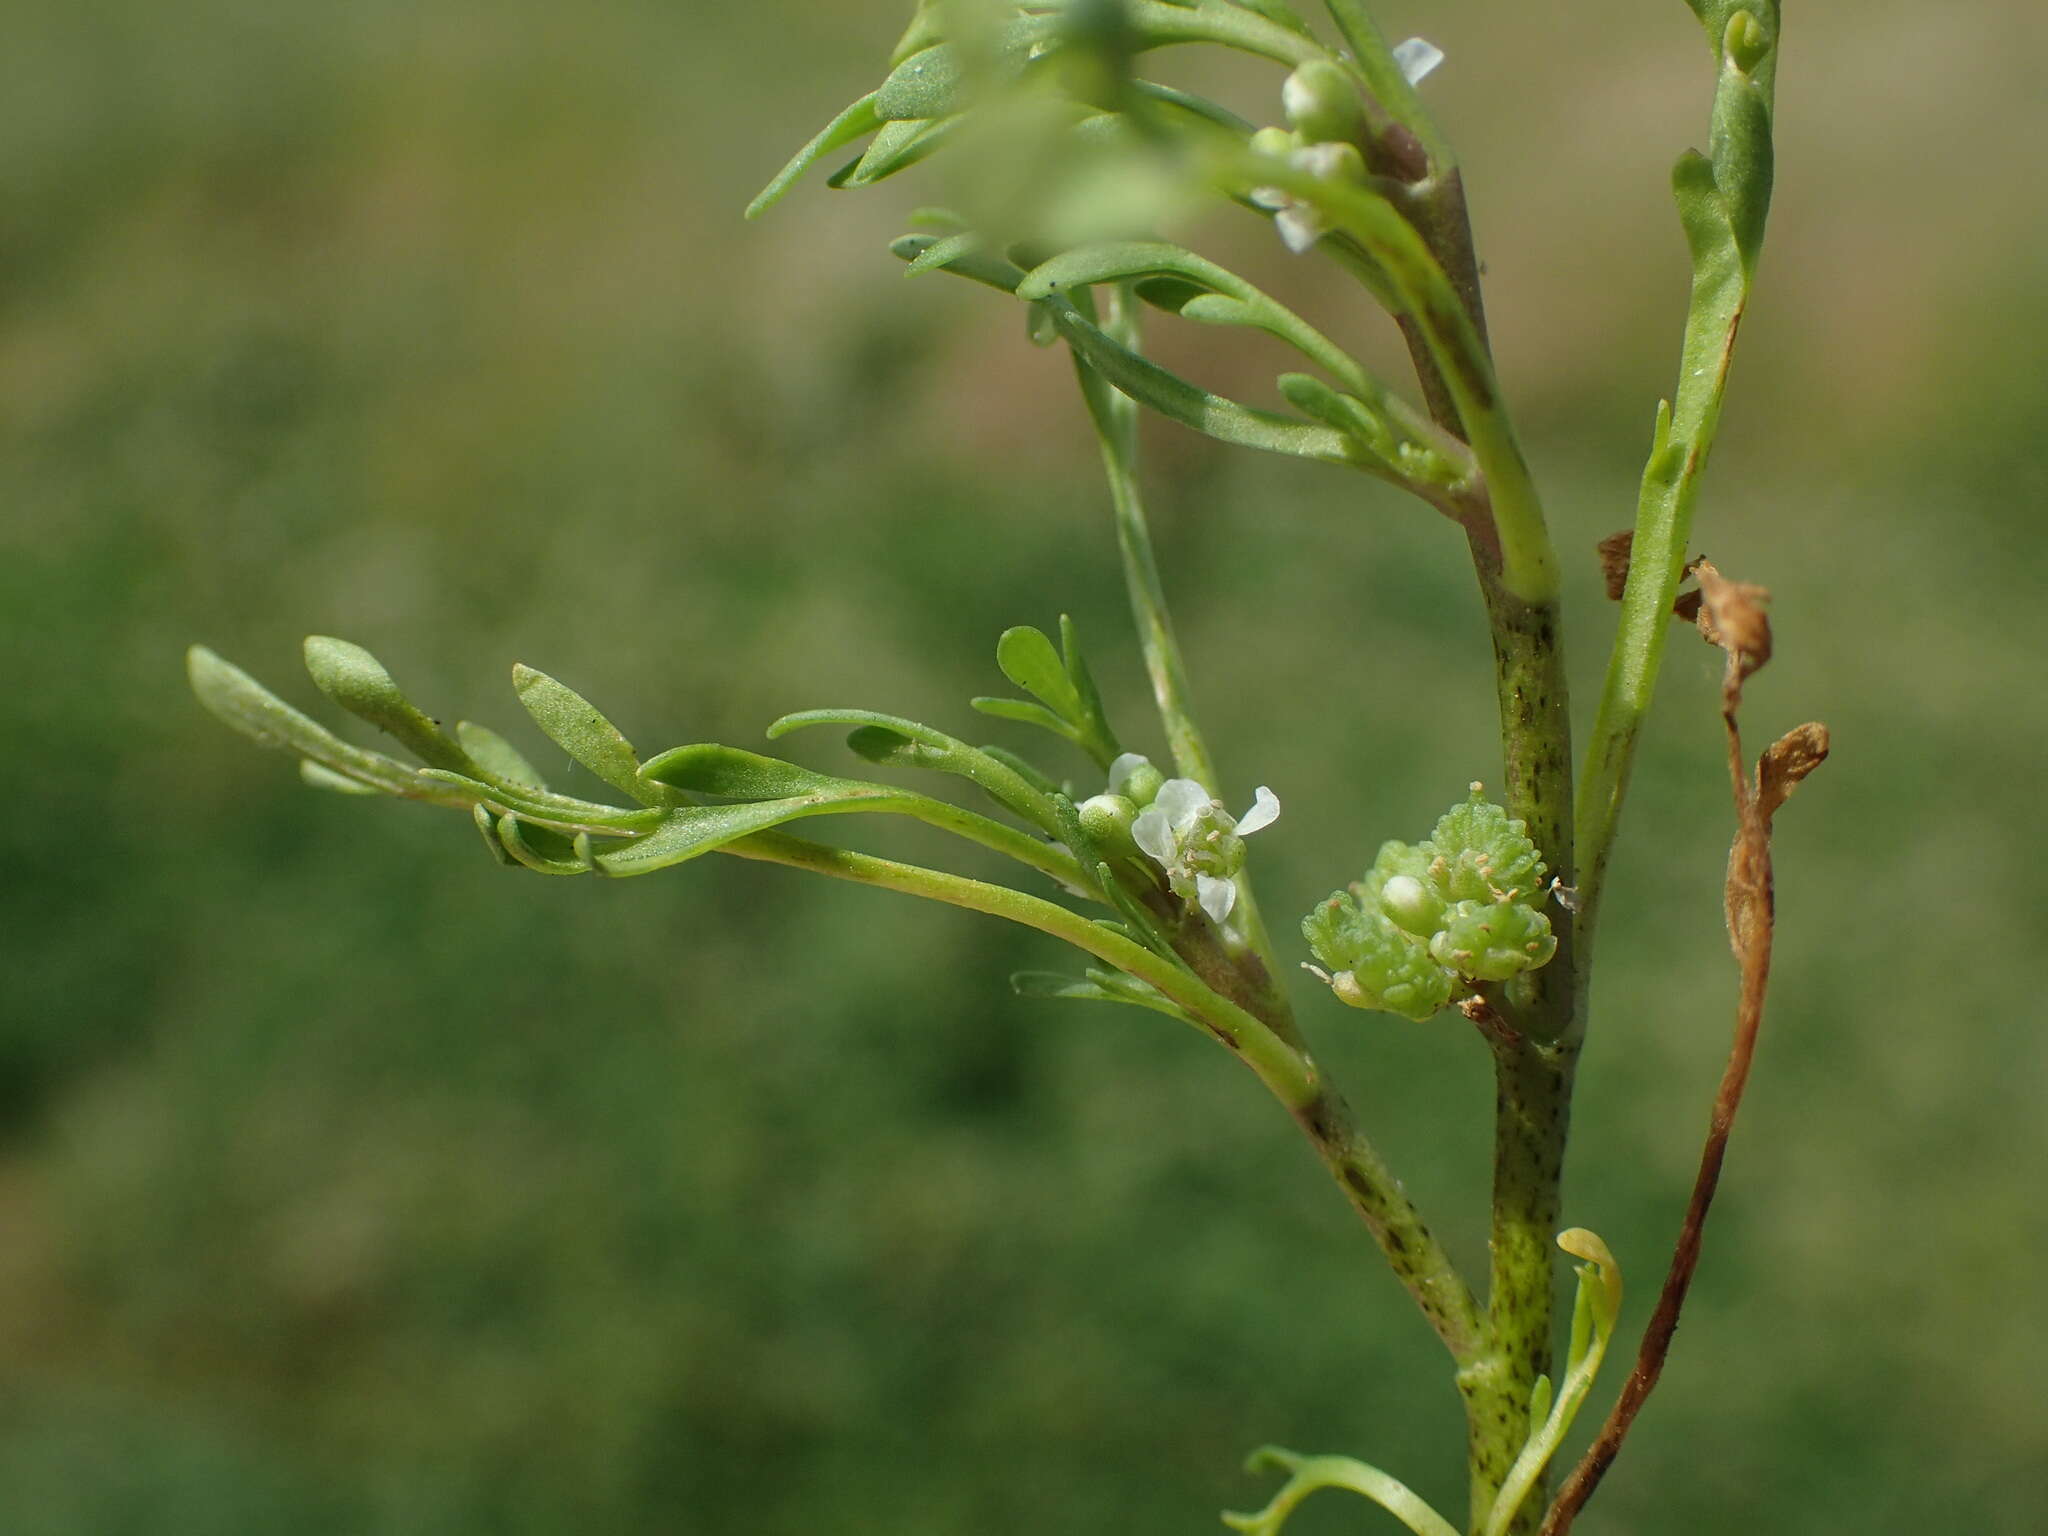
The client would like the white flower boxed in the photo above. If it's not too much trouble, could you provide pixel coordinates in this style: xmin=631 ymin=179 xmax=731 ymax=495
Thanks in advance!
xmin=1392 ymin=38 xmax=1445 ymax=87
xmin=1132 ymin=779 xmax=1281 ymax=923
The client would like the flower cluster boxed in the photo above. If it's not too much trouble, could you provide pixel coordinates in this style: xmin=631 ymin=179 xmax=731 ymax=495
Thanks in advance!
xmin=1084 ymin=754 xmax=1279 ymax=924
xmin=1301 ymin=784 xmax=1556 ymax=1022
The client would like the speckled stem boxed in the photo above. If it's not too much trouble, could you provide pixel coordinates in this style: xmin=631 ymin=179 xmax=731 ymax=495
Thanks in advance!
xmin=1458 ymin=561 xmax=1582 ymax=1534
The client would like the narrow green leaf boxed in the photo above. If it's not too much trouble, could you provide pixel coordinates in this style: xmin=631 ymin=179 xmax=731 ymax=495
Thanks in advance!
xmin=971 ymin=696 xmax=1074 ymax=736
xmin=300 ymin=760 xmax=380 ymax=796
xmin=642 ymin=743 xmax=1087 ymax=888
xmin=1043 ymin=300 xmax=1355 ymax=465
xmin=995 ymin=625 xmax=1080 ymax=718
xmin=903 ymin=230 xmax=980 ymax=277
xmin=746 ymin=92 xmax=882 ymax=218
xmin=497 ymin=815 xmax=598 ymax=877
xmin=416 ymin=769 xmax=662 ymax=835
xmin=641 ymin=743 xmax=853 ymax=800
xmin=455 ymin=720 xmax=545 ymax=789
xmin=188 ymin=645 xmax=464 ymax=804
xmin=980 ymin=744 xmax=1061 ymax=797
xmin=889 ymin=233 xmax=1027 ymax=294
xmin=1057 ymin=614 xmax=1118 ymax=762
xmin=770 ymin=707 xmax=1064 ymax=836
xmin=511 ymin=664 xmax=648 ymax=801
xmin=471 ymin=802 xmax=518 ymax=866
xmin=832 ymin=116 xmax=956 ymax=189
xmin=303 ymin=636 xmax=470 ymax=771
xmin=1128 ymin=79 xmax=1254 ymax=134
xmin=1010 ymin=969 xmax=1191 ymax=1021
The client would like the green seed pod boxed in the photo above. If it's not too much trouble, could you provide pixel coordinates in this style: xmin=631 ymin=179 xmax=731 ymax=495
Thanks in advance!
xmin=1426 ymin=784 xmax=1547 ymax=904
xmin=1428 ymin=899 xmax=1557 ymax=982
xmin=1302 ymin=887 xmax=1456 ymax=1023
xmin=1376 ymin=873 xmax=1444 ymax=937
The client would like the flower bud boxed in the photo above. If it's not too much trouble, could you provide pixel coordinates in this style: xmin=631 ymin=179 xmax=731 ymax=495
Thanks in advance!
xmin=1107 ymin=752 xmax=1165 ymax=807
xmin=1282 ymin=60 xmax=1365 ymax=147
xmin=1078 ymin=792 xmax=1140 ymax=855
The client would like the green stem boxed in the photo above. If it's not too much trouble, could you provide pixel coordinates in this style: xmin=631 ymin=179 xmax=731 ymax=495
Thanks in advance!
xmin=723 ymin=828 xmax=1483 ymax=1359
xmin=1071 ymin=283 xmax=1289 ymax=1018
xmin=1573 ymin=0 xmax=1778 ymax=968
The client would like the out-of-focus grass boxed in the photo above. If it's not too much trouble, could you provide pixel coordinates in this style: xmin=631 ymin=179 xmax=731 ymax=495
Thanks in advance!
xmin=2 ymin=2 xmax=2043 ymax=1532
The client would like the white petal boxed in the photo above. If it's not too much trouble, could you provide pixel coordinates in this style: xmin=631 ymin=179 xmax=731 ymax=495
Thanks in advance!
xmin=1196 ymin=874 xmax=1238 ymax=923
xmin=1131 ymin=806 xmax=1175 ymax=864
xmin=1393 ymin=37 xmax=1444 ymax=87
xmin=1235 ymin=786 xmax=1281 ymax=836
xmin=1276 ymin=207 xmax=1321 ymax=254
xmin=1295 ymin=142 xmax=1350 ymax=178
xmin=1107 ymin=752 xmax=1153 ymax=795
xmin=1153 ymin=778 xmax=1213 ymax=829
xmin=1248 ymin=185 xmax=1290 ymax=212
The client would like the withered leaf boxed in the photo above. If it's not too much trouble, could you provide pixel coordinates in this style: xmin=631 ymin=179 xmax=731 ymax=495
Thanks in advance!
xmin=1598 ymin=530 xmax=1634 ymax=601
xmin=1597 ymin=528 xmax=1706 ymax=621
xmin=1695 ymin=560 xmax=1772 ymax=693
xmin=1757 ymin=723 xmax=1830 ymax=825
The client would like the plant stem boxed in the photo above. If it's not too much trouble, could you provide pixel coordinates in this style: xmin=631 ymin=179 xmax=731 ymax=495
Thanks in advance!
xmin=1072 ymin=284 xmax=1289 ymax=1012
xmin=724 ymin=828 xmax=1484 ymax=1360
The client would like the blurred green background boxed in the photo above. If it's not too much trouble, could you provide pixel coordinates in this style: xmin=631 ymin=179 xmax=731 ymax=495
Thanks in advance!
xmin=4 ymin=1 xmax=2044 ymax=1531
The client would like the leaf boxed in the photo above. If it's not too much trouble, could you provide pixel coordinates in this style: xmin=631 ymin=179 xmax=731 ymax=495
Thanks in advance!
xmin=832 ymin=116 xmax=956 ymax=189
xmin=302 ymin=636 xmax=471 ymax=772
xmin=996 ymin=625 xmax=1081 ymax=718
xmin=1693 ymin=559 xmax=1772 ymax=694
xmin=471 ymin=802 xmax=519 ymax=867
xmin=888 ymin=234 xmax=1026 ymax=294
xmin=641 ymin=743 xmax=857 ymax=800
xmin=300 ymin=760 xmax=380 ymax=796
xmin=1010 ymin=969 xmax=1191 ymax=1022
xmin=455 ymin=719 xmax=546 ymax=789
xmin=496 ymin=815 xmax=600 ymax=877
xmin=416 ymin=769 xmax=661 ymax=836
xmin=1042 ymin=300 xmax=1355 ymax=465
xmin=746 ymin=92 xmax=883 ymax=218
xmin=1756 ymin=722 xmax=1829 ymax=825
xmin=187 ymin=645 xmax=463 ymax=804
xmin=512 ymin=664 xmax=651 ymax=802
xmin=903 ymin=230 xmax=980 ymax=277
xmin=770 ymin=707 xmax=1064 ymax=836
xmin=971 ymin=696 xmax=1073 ymax=735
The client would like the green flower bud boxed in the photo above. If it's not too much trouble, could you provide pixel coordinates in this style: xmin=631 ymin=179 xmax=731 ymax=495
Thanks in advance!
xmin=1078 ymin=792 xmax=1140 ymax=856
xmin=1107 ymin=751 xmax=1166 ymax=807
xmin=1248 ymin=125 xmax=1301 ymax=160
xmin=1281 ymin=60 xmax=1365 ymax=147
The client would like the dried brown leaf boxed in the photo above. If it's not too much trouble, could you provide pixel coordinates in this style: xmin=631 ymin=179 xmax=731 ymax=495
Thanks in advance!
xmin=1598 ymin=530 xmax=1634 ymax=601
xmin=1597 ymin=530 xmax=1707 ymax=623
xmin=1694 ymin=561 xmax=1772 ymax=696
xmin=1757 ymin=723 xmax=1831 ymax=825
